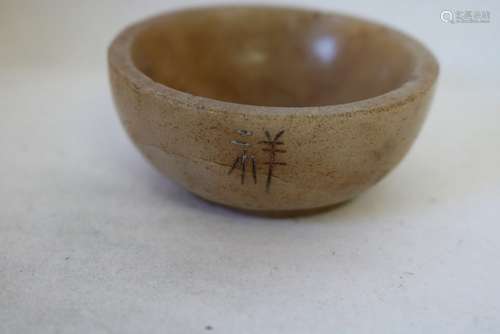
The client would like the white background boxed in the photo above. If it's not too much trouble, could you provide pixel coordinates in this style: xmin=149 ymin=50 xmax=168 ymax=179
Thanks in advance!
xmin=1 ymin=0 xmax=499 ymax=333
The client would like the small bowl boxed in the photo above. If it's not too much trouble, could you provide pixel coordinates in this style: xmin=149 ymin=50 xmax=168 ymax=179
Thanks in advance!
xmin=108 ymin=6 xmax=438 ymax=215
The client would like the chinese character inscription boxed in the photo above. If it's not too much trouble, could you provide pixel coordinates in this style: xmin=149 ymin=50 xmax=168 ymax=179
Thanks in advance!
xmin=228 ymin=129 xmax=257 ymax=185
xmin=228 ymin=129 xmax=287 ymax=192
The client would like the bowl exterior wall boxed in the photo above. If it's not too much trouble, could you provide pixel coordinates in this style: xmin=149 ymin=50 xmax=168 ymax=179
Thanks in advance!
xmin=109 ymin=62 xmax=435 ymax=212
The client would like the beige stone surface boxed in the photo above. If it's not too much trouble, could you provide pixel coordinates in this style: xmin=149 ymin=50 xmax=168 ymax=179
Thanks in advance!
xmin=108 ymin=6 xmax=438 ymax=214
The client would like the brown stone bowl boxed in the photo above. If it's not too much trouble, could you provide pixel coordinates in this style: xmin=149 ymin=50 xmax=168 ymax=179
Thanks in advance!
xmin=108 ymin=6 xmax=438 ymax=215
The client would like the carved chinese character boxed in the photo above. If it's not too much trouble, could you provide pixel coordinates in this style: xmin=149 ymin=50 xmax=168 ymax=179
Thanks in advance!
xmin=228 ymin=129 xmax=287 ymax=192
xmin=259 ymin=130 xmax=286 ymax=192
xmin=228 ymin=129 xmax=257 ymax=185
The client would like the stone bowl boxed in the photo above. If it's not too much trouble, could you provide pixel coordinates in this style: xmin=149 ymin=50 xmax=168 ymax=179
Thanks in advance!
xmin=108 ymin=6 xmax=438 ymax=215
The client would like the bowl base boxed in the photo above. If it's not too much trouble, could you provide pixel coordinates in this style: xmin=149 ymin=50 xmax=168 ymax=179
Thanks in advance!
xmin=196 ymin=194 xmax=354 ymax=218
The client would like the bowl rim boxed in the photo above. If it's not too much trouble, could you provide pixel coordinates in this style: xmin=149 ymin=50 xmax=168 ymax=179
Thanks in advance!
xmin=108 ymin=5 xmax=439 ymax=117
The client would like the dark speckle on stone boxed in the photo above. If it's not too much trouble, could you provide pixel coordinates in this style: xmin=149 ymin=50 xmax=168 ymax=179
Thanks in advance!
xmin=205 ymin=325 xmax=213 ymax=331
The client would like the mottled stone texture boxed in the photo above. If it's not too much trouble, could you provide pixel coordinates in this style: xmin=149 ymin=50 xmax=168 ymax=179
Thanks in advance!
xmin=108 ymin=6 xmax=438 ymax=215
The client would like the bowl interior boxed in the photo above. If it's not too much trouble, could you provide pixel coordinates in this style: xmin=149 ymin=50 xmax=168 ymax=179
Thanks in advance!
xmin=131 ymin=7 xmax=416 ymax=107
